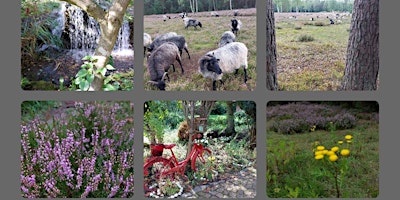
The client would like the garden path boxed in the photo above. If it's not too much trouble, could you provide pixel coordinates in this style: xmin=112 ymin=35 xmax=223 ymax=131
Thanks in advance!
xmin=181 ymin=166 xmax=257 ymax=198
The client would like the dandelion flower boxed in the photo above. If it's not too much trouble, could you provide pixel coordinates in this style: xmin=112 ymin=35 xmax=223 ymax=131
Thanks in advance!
xmin=340 ymin=149 xmax=350 ymax=156
xmin=338 ymin=141 xmax=344 ymax=144
xmin=327 ymin=151 xmax=335 ymax=156
xmin=329 ymin=154 xmax=339 ymax=162
xmin=315 ymin=155 xmax=324 ymax=160
xmin=322 ymin=150 xmax=329 ymax=155
xmin=347 ymin=140 xmax=352 ymax=143
xmin=331 ymin=146 xmax=339 ymax=152
xmin=345 ymin=135 xmax=353 ymax=140
xmin=316 ymin=146 xmax=325 ymax=151
xmin=315 ymin=151 xmax=324 ymax=156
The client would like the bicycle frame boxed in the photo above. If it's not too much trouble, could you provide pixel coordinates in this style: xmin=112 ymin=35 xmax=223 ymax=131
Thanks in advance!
xmin=144 ymin=143 xmax=211 ymax=179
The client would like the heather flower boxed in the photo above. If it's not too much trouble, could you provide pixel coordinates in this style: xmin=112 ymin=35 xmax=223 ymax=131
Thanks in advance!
xmin=21 ymin=102 xmax=134 ymax=198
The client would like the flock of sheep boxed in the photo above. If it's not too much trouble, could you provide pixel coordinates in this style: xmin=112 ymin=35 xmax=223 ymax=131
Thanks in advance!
xmin=144 ymin=11 xmax=249 ymax=91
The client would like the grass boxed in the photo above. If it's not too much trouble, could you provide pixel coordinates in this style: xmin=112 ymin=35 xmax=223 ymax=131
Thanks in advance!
xmin=266 ymin=119 xmax=379 ymax=198
xmin=275 ymin=13 xmax=351 ymax=91
xmin=143 ymin=9 xmax=257 ymax=91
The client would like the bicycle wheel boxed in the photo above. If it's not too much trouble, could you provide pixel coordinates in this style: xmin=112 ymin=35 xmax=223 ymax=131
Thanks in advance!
xmin=144 ymin=157 xmax=176 ymax=192
xmin=191 ymin=147 xmax=212 ymax=172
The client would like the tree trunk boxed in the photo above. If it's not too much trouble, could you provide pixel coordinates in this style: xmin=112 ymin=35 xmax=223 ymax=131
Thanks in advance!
xmin=229 ymin=0 xmax=232 ymax=10
xmin=62 ymin=0 xmax=131 ymax=91
xmin=341 ymin=0 xmax=379 ymax=90
xmin=186 ymin=101 xmax=195 ymax=159
xmin=224 ymin=101 xmax=235 ymax=136
xmin=266 ymin=0 xmax=278 ymax=90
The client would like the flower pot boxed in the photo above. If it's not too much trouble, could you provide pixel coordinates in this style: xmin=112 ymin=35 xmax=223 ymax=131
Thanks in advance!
xmin=150 ymin=144 xmax=164 ymax=156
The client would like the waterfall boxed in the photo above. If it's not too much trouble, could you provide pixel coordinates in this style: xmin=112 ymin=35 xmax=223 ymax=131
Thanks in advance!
xmin=58 ymin=3 xmax=133 ymax=58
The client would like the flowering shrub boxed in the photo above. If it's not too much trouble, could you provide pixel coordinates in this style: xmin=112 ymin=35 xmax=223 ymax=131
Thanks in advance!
xmin=267 ymin=103 xmax=356 ymax=134
xmin=20 ymin=101 xmax=134 ymax=198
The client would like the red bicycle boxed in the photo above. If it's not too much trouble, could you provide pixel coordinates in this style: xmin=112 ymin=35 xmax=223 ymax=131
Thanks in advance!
xmin=143 ymin=141 xmax=212 ymax=192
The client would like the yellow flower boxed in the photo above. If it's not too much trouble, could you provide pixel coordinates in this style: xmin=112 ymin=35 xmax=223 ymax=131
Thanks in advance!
xmin=331 ymin=146 xmax=339 ymax=152
xmin=208 ymin=156 xmax=216 ymax=161
xmin=345 ymin=135 xmax=353 ymax=140
xmin=338 ymin=141 xmax=344 ymax=144
xmin=329 ymin=154 xmax=339 ymax=162
xmin=315 ymin=151 xmax=324 ymax=156
xmin=326 ymin=151 xmax=335 ymax=156
xmin=347 ymin=140 xmax=352 ymax=143
xmin=340 ymin=149 xmax=350 ymax=156
xmin=322 ymin=150 xmax=329 ymax=155
xmin=316 ymin=146 xmax=325 ymax=151
xmin=315 ymin=155 xmax=324 ymax=160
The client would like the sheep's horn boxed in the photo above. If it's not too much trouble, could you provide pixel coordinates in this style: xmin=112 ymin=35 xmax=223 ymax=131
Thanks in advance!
xmin=161 ymin=72 xmax=168 ymax=81
xmin=148 ymin=81 xmax=158 ymax=85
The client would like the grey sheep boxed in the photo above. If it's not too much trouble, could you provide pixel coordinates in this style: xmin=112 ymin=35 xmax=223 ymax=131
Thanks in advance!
xmin=153 ymin=32 xmax=178 ymax=41
xmin=147 ymin=42 xmax=184 ymax=90
xmin=218 ymin=31 xmax=236 ymax=48
xmin=148 ymin=35 xmax=191 ymax=59
xmin=183 ymin=17 xmax=202 ymax=29
xmin=199 ymin=42 xmax=248 ymax=90
xmin=143 ymin=33 xmax=152 ymax=56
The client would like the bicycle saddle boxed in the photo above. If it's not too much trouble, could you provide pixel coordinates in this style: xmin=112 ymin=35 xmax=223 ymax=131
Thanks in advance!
xmin=163 ymin=144 xmax=176 ymax=149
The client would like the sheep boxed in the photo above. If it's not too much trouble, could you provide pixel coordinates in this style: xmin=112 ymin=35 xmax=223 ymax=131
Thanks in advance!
xmin=147 ymin=42 xmax=184 ymax=90
xmin=148 ymin=34 xmax=191 ymax=60
xmin=143 ymin=33 xmax=152 ymax=56
xmin=198 ymin=42 xmax=248 ymax=90
xmin=233 ymin=10 xmax=239 ymax=16
xmin=179 ymin=12 xmax=187 ymax=18
xmin=183 ymin=17 xmax=202 ymax=29
xmin=162 ymin=15 xmax=171 ymax=21
xmin=329 ymin=18 xmax=335 ymax=24
xmin=153 ymin=32 xmax=177 ymax=41
xmin=230 ymin=18 xmax=242 ymax=35
xmin=218 ymin=31 xmax=236 ymax=48
xmin=211 ymin=11 xmax=219 ymax=17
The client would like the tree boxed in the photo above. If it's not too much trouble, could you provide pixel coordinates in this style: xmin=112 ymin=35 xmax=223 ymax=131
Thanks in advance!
xmin=341 ymin=0 xmax=379 ymax=90
xmin=266 ymin=0 xmax=278 ymax=90
xmin=224 ymin=101 xmax=235 ymax=136
xmin=62 ymin=0 xmax=131 ymax=91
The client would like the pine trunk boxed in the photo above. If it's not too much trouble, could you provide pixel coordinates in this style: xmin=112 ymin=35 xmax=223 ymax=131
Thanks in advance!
xmin=341 ymin=0 xmax=379 ymax=90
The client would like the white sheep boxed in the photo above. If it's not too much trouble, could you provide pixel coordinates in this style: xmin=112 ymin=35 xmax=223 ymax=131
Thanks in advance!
xmin=218 ymin=31 xmax=236 ymax=48
xmin=143 ymin=33 xmax=152 ymax=56
xmin=198 ymin=42 xmax=248 ymax=90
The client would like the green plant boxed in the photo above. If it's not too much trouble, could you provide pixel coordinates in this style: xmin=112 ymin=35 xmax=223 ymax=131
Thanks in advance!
xmin=298 ymin=34 xmax=315 ymax=42
xmin=73 ymin=55 xmax=116 ymax=91
xmin=21 ymin=77 xmax=31 ymax=89
xmin=313 ymin=134 xmax=353 ymax=197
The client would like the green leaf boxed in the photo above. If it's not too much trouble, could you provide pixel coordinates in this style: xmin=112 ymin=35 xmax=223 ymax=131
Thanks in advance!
xmin=99 ymin=68 xmax=107 ymax=77
xmin=105 ymin=64 xmax=116 ymax=70
xmin=86 ymin=74 xmax=95 ymax=83
xmin=79 ymin=80 xmax=90 ymax=91
xmin=103 ymin=84 xmax=118 ymax=91
xmin=82 ymin=55 xmax=92 ymax=61
xmin=76 ymin=69 xmax=88 ymax=78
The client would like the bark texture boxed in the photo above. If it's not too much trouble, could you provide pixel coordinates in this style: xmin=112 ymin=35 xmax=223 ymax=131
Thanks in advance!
xmin=266 ymin=0 xmax=278 ymax=90
xmin=341 ymin=0 xmax=379 ymax=90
